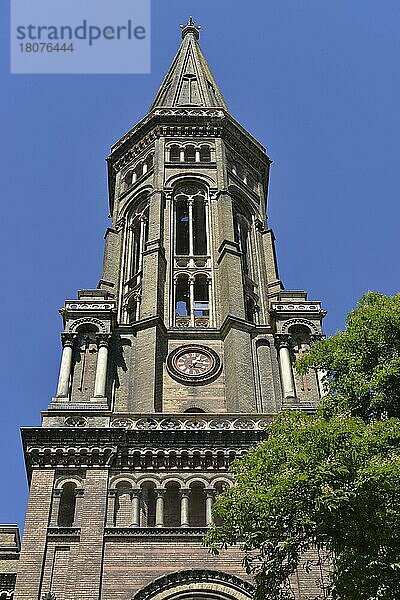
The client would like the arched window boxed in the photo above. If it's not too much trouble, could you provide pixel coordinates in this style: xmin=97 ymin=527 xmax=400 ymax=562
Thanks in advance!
xmin=170 ymin=145 xmax=180 ymax=162
xmin=184 ymin=145 xmax=196 ymax=163
xmin=245 ymin=294 xmax=256 ymax=324
xmin=123 ymin=170 xmax=135 ymax=190
xmin=194 ymin=275 xmax=209 ymax=318
xmin=173 ymin=184 xmax=212 ymax=327
xmin=288 ymin=324 xmax=319 ymax=398
xmin=140 ymin=482 xmax=156 ymax=527
xmin=57 ymin=482 xmax=77 ymax=527
xmin=200 ymin=145 xmax=211 ymax=162
xmin=174 ymin=185 xmax=207 ymax=256
xmin=146 ymin=153 xmax=154 ymax=170
xmin=233 ymin=208 xmax=252 ymax=277
xmin=114 ymin=482 xmax=133 ymax=527
xmin=164 ymin=482 xmax=180 ymax=527
xmin=70 ymin=325 xmax=98 ymax=401
xmin=122 ymin=202 xmax=149 ymax=323
xmin=175 ymin=200 xmax=189 ymax=255
xmin=189 ymin=482 xmax=206 ymax=526
xmin=175 ymin=275 xmax=190 ymax=318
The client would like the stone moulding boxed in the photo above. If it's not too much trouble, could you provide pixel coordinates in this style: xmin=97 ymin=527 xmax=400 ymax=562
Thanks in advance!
xmin=21 ymin=427 xmax=267 ymax=478
xmin=131 ymin=569 xmax=254 ymax=600
xmin=111 ymin=415 xmax=272 ymax=431
xmin=105 ymin=527 xmax=208 ymax=537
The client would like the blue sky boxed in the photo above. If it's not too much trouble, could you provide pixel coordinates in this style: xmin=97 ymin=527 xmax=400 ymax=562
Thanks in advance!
xmin=1 ymin=0 xmax=399 ymax=529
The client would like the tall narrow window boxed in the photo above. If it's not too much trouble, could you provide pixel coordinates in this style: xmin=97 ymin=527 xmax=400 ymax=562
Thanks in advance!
xmin=175 ymin=275 xmax=190 ymax=317
xmin=174 ymin=185 xmax=207 ymax=256
xmin=173 ymin=185 xmax=211 ymax=327
xmin=233 ymin=209 xmax=251 ymax=277
xmin=176 ymin=200 xmax=189 ymax=255
xmin=200 ymin=145 xmax=211 ymax=162
xmin=170 ymin=145 xmax=180 ymax=162
xmin=122 ymin=202 xmax=149 ymax=324
xmin=185 ymin=145 xmax=196 ymax=162
xmin=115 ymin=482 xmax=133 ymax=527
xmin=189 ymin=483 xmax=206 ymax=526
xmin=57 ymin=482 xmax=77 ymax=527
xmin=194 ymin=275 xmax=209 ymax=317
xmin=193 ymin=200 xmax=207 ymax=255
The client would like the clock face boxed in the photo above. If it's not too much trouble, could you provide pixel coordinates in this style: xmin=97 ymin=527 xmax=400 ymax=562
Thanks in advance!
xmin=167 ymin=345 xmax=221 ymax=384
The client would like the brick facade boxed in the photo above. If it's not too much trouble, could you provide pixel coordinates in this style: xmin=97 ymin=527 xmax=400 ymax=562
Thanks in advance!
xmin=8 ymin=18 xmax=328 ymax=600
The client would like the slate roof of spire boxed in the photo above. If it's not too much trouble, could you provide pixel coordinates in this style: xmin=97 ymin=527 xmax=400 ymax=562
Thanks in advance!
xmin=150 ymin=17 xmax=229 ymax=111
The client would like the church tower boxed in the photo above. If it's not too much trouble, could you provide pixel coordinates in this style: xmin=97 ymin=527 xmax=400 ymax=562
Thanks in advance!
xmin=11 ymin=19 xmax=326 ymax=600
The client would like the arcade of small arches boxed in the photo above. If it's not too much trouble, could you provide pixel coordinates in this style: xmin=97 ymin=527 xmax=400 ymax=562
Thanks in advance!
xmin=53 ymin=476 xmax=232 ymax=530
xmin=122 ymin=152 xmax=155 ymax=192
xmin=166 ymin=143 xmax=213 ymax=164
xmin=228 ymin=159 xmax=260 ymax=194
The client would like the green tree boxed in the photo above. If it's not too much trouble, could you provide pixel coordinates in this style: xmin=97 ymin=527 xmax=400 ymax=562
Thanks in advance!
xmin=206 ymin=293 xmax=400 ymax=599
xmin=296 ymin=292 xmax=400 ymax=421
xmin=206 ymin=412 xmax=400 ymax=600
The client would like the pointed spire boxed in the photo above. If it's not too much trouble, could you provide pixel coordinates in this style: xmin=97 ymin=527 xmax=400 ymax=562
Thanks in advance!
xmin=180 ymin=16 xmax=201 ymax=40
xmin=150 ymin=18 xmax=229 ymax=111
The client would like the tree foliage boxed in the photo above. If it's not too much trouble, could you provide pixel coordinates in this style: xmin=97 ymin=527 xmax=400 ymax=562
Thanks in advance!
xmin=206 ymin=293 xmax=400 ymax=599
xmin=296 ymin=292 xmax=400 ymax=421
xmin=206 ymin=412 xmax=400 ymax=600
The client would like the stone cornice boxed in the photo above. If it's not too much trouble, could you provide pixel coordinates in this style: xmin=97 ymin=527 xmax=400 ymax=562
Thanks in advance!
xmin=105 ymin=526 xmax=208 ymax=538
xmin=22 ymin=427 xmax=267 ymax=480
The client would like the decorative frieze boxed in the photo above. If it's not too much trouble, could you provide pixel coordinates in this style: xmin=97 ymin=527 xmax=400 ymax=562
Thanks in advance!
xmin=110 ymin=415 xmax=272 ymax=431
xmin=65 ymin=303 xmax=115 ymax=311
xmin=104 ymin=526 xmax=208 ymax=537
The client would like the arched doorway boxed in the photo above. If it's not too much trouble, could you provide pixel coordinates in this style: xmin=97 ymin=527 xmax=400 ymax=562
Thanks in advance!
xmin=131 ymin=570 xmax=254 ymax=600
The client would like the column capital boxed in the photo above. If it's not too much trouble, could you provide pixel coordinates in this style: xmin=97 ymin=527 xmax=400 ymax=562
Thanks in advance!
xmin=61 ymin=332 xmax=76 ymax=348
xmin=310 ymin=333 xmax=325 ymax=345
xmin=204 ymin=487 xmax=216 ymax=499
xmin=274 ymin=333 xmax=291 ymax=350
xmin=96 ymin=333 xmax=111 ymax=348
xmin=179 ymin=487 xmax=191 ymax=498
xmin=155 ymin=488 xmax=166 ymax=498
xmin=130 ymin=488 xmax=142 ymax=499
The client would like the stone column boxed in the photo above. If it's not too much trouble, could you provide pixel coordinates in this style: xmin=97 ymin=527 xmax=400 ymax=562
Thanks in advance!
xmin=188 ymin=199 xmax=194 ymax=255
xmin=195 ymin=148 xmax=201 ymax=163
xmin=189 ymin=275 xmax=195 ymax=327
xmin=207 ymin=277 xmax=213 ymax=327
xmin=275 ymin=334 xmax=296 ymax=399
xmin=205 ymin=488 xmax=215 ymax=527
xmin=180 ymin=488 xmax=190 ymax=527
xmin=93 ymin=334 xmax=110 ymax=398
xmin=131 ymin=490 xmax=141 ymax=527
xmin=155 ymin=489 xmax=165 ymax=528
xmin=180 ymin=147 xmax=185 ymax=162
xmin=56 ymin=333 xmax=76 ymax=399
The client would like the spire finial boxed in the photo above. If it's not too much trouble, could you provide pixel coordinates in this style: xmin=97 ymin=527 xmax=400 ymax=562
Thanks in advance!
xmin=180 ymin=16 xmax=201 ymax=40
